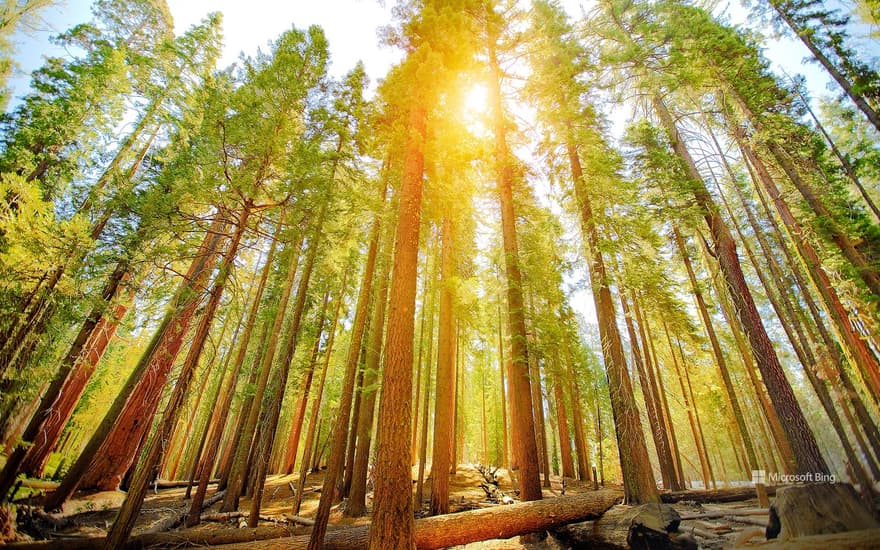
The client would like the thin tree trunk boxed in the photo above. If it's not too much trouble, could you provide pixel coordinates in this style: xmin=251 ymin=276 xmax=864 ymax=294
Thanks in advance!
xmin=733 ymin=127 xmax=880 ymax=404
xmin=349 ymin=218 xmax=394 ymax=517
xmin=308 ymin=193 xmax=384 ymax=544
xmin=221 ymin=229 xmax=304 ymax=512
xmin=292 ymin=274 xmax=348 ymax=516
xmin=247 ymin=205 xmax=327 ymax=527
xmin=793 ymin=85 xmax=880 ymax=221
xmin=663 ymin=323 xmax=711 ymax=490
xmin=42 ymin=218 xmax=226 ymax=511
xmin=497 ymin=307 xmax=509 ymax=471
xmin=489 ymin=35 xmax=543 ymax=504
xmin=413 ymin=242 xmax=438 ymax=511
xmin=551 ymin=367 xmax=575 ymax=479
xmin=638 ymin=309 xmax=684 ymax=487
xmin=280 ymin=290 xmax=330 ymax=475
xmin=770 ymin=1 xmax=880 ymax=132
xmin=429 ymin=216 xmax=457 ymax=516
xmin=654 ymin=96 xmax=829 ymax=476
xmin=618 ymin=286 xmax=679 ymax=491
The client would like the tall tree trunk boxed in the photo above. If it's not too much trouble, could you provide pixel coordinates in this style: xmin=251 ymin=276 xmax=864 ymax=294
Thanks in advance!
xmin=292 ymin=274 xmax=348 ymax=515
xmin=528 ymin=343 xmax=551 ymax=488
xmin=349 ymin=217 xmax=395 ymax=517
xmin=551 ymin=366 xmax=576 ymax=479
xmin=102 ymin=203 xmax=251 ymax=549
xmin=247 ymin=205 xmax=328 ymax=527
xmin=769 ymin=1 xmax=880 ymax=132
xmin=654 ymin=96 xmax=829 ymax=476
xmin=497 ymin=307 xmax=510 ymax=471
xmin=733 ymin=127 xmax=880 ymax=404
xmin=563 ymin=127 xmax=657 ymax=502
xmin=308 ymin=197 xmax=383 ymax=545
xmin=639 ymin=309 xmax=685 ymax=487
xmin=279 ymin=290 xmax=330 ymax=475
xmin=221 ymin=229 xmax=305 ymax=512
xmin=42 ymin=218 xmax=226 ymax=511
xmin=727 ymin=94 xmax=880 ymax=299
xmin=366 ymin=104 xmax=426 ymax=550
xmin=414 ymin=242 xmax=439 ymax=510
xmin=618 ymin=286 xmax=679 ymax=491
xmin=663 ymin=323 xmax=712 ymax=490
xmin=429 ymin=216 xmax=457 ymax=515
xmin=489 ymin=36 xmax=543 ymax=505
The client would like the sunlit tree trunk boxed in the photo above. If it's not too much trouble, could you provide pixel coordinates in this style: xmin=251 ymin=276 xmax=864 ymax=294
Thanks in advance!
xmin=654 ymin=96 xmax=828 ymax=477
xmin=430 ymin=216 xmax=457 ymax=515
xmin=489 ymin=34 xmax=543 ymax=505
xmin=43 ymin=218 xmax=226 ymax=511
xmin=292 ymin=274 xmax=348 ymax=515
xmin=221 ymin=229 xmax=304 ymax=512
xmin=617 ymin=283 xmax=679 ymax=491
xmin=414 ymin=244 xmax=438 ymax=511
xmin=103 ymin=203 xmax=251 ymax=548
xmin=366 ymin=104 xmax=426 ymax=550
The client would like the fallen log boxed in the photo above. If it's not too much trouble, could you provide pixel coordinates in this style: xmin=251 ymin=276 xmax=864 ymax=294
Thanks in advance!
xmin=5 ymin=524 xmax=308 ymax=549
xmin=766 ymin=483 xmax=879 ymax=540
xmin=152 ymin=478 xmax=219 ymax=490
xmin=204 ymin=488 xmax=624 ymax=549
xmin=141 ymin=490 xmax=225 ymax=535
xmin=9 ymin=490 xmax=621 ymax=549
xmin=201 ymin=511 xmax=277 ymax=524
xmin=750 ymin=527 xmax=880 ymax=549
xmin=551 ymin=503 xmax=695 ymax=549
xmin=283 ymin=515 xmax=315 ymax=526
xmin=660 ymin=485 xmax=778 ymax=503
xmin=17 ymin=480 xmax=59 ymax=491
xmin=476 ymin=464 xmax=514 ymax=505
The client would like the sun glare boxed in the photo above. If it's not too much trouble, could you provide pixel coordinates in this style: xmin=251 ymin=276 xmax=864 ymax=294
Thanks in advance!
xmin=464 ymin=84 xmax=489 ymax=114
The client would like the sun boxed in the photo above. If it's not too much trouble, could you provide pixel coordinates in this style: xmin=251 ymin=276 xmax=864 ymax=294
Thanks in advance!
xmin=464 ymin=84 xmax=489 ymax=114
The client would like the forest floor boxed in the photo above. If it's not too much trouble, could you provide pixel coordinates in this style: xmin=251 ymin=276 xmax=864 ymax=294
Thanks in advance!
xmin=5 ymin=465 xmax=823 ymax=548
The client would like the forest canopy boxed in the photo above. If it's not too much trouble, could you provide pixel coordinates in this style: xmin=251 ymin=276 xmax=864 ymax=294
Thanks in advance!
xmin=0 ymin=0 xmax=879 ymax=547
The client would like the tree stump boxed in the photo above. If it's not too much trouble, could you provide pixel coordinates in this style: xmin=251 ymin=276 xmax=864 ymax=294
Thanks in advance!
xmin=766 ymin=483 xmax=879 ymax=540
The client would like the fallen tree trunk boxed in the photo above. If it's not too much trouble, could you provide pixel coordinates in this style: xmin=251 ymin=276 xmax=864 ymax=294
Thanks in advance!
xmin=6 ymin=524 xmax=308 ymax=550
xmin=551 ymin=504 xmax=692 ymax=549
xmin=153 ymin=478 xmax=219 ymax=490
xmin=17 ymin=480 xmax=59 ymax=491
xmin=141 ymin=490 xmax=226 ymax=535
xmin=660 ymin=486 xmax=778 ymax=503
xmin=10 ymin=489 xmax=621 ymax=549
xmin=749 ymin=528 xmax=880 ymax=549
xmin=169 ymin=489 xmax=623 ymax=549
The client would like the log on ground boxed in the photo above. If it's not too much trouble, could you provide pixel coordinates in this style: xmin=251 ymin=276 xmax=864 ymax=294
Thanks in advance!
xmin=660 ymin=485 xmax=778 ymax=503
xmin=5 ymin=524 xmax=308 ymax=550
xmin=551 ymin=503 xmax=696 ymax=549
xmin=213 ymin=488 xmax=624 ymax=549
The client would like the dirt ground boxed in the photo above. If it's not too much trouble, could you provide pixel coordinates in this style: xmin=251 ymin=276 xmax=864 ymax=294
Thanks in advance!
xmin=8 ymin=464 xmax=778 ymax=548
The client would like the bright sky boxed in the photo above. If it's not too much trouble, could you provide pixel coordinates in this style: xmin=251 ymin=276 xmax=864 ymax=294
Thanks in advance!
xmin=7 ymin=0 xmax=851 ymax=327
xmin=10 ymin=1 xmax=840 ymax=108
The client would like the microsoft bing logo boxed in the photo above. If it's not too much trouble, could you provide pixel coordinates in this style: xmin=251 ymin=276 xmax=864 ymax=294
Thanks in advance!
xmin=751 ymin=469 xmax=835 ymax=484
